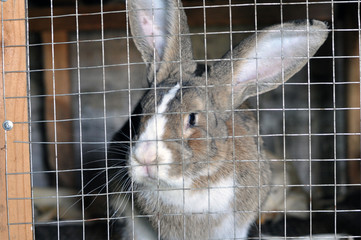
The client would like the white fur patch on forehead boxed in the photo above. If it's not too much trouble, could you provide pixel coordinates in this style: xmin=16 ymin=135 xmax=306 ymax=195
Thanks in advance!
xmin=138 ymin=83 xmax=180 ymax=142
xmin=157 ymin=83 xmax=180 ymax=114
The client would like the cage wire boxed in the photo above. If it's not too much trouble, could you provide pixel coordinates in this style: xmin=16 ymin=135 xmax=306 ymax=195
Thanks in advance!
xmin=1 ymin=0 xmax=360 ymax=239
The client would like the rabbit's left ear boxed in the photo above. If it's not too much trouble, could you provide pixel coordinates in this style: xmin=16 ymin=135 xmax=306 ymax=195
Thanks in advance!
xmin=128 ymin=0 xmax=196 ymax=85
xmin=211 ymin=20 xmax=329 ymax=110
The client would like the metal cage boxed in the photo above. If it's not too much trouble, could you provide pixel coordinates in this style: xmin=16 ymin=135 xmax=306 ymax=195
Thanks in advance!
xmin=0 ymin=0 xmax=360 ymax=239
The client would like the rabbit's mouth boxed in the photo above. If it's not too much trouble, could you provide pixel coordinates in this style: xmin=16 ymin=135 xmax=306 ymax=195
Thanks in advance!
xmin=129 ymin=153 xmax=195 ymax=189
xmin=131 ymin=163 xmax=159 ymax=181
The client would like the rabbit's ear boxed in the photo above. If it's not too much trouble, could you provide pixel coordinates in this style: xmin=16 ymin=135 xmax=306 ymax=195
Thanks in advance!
xmin=211 ymin=20 xmax=328 ymax=110
xmin=128 ymin=0 xmax=195 ymax=85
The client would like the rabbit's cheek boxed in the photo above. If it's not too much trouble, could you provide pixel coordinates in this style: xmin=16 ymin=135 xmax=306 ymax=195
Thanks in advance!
xmin=186 ymin=128 xmax=206 ymax=151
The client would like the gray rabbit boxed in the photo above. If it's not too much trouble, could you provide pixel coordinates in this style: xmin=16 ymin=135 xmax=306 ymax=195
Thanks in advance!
xmin=110 ymin=0 xmax=328 ymax=239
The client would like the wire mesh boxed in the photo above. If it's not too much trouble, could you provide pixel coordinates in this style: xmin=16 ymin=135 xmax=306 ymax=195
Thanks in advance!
xmin=0 ymin=0 xmax=360 ymax=239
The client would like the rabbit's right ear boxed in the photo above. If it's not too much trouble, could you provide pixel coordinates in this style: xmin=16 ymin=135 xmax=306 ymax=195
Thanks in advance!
xmin=128 ymin=0 xmax=195 ymax=85
xmin=211 ymin=20 xmax=329 ymax=111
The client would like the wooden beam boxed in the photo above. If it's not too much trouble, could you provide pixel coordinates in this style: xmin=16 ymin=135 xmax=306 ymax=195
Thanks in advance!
xmin=41 ymin=31 xmax=75 ymax=188
xmin=346 ymin=38 xmax=361 ymax=184
xmin=0 ymin=1 xmax=33 ymax=240
xmin=341 ymin=2 xmax=361 ymax=185
xmin=28 ymin=2 xmax=332 ymax=32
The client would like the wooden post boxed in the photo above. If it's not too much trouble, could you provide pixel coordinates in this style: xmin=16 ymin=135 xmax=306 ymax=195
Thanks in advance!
xmin=0 ymin=1 xmax=33 ymax=240
xmin=347 ymin=43 xmax=361 ymax=184
xmin=343 ymin=4 xmax=361 ymax=185
xmin=41 ymin=31 xmax=75 ymax=188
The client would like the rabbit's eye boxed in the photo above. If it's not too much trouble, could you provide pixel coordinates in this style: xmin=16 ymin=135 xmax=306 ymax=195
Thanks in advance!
xmin=188 ymin=113 xmax=197 ymax=127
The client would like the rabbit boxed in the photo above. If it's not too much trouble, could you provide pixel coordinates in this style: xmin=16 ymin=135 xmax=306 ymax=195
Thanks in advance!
xmin=109 ymin=0 xmax=329 ymax=239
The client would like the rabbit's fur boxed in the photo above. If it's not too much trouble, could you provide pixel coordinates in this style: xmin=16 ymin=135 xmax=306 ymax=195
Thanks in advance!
xmin=109 ymin=0 xmax=328 ymax=239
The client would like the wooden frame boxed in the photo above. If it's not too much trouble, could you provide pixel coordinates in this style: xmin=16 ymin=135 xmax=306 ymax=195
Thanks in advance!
xmin=0 ymin=1 xmax=33 ymax=239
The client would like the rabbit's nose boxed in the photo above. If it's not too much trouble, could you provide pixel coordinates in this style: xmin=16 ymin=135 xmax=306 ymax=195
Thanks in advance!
xmin=134 ymin=141 xmax=157 ymax=164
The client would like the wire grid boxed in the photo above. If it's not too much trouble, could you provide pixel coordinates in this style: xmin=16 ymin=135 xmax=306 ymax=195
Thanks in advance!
xmin=1 ymin=0 xmax=360 ymax=239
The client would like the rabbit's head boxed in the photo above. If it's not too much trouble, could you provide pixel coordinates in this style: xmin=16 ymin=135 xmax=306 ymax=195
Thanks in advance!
xmin=127 ymin=0 xmax=328 ymax=189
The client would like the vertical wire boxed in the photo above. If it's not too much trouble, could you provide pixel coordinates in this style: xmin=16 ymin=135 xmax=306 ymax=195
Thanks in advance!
xmin=149 ymin=2 xmax=161 ymax=239
xmin=99 ymin=1 xmax=111 ymax=239
xmin=133 ymin=1 xmax=164 ymax=239
xmin=253 ymin=1 xmax=262 ymax=239
xmin=200 ymin=0 xmax=211 ymax=238
xmin=49 ymin=0 xmax=61 ymax=238
xmin=124 ymin=1 xmax=136 ymax=239
xmin=358 ymin=1 xmax=361 ymax=224
xmin=305 ymin=0 xmax=313 ymax=238
xmin=0 ymin=2 xmax=11 ymax=240
xmin=354 ymin=2 xmax=361 ymax=239
xmin=74 ymin=0 xmax=86 ymax=239
xmin=279 ymin=1 xmax=287 ymax=238
xmin=24 ymin=0 xmax=36 ymax=238
xmin=174 ymin=0 xmax=186 ymax=239
xmin=330 ymin=0 xmax=337 ymax=238
xmin=357 ymin=9 xmax=361 ymax=239
xmin=178 ymin=1 xmax=186 ymax=238
xmin=205 ymin=2 xmax=210 ymax=239
xmin=227 ymin=0 xmax=237 ymax=238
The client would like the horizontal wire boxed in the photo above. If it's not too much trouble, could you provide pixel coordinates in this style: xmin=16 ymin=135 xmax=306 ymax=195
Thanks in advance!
xmin=8 ymin=182 xmax=361 ymax=201
xmin=11 ymin=0 xmax=359 ymax=22
xmin=14 ymin=131 xmax=361 ymax=144
xmin=2 ymin=53 xmax=359 ymax=75
xmin=5 ymin=25 xmax=360 ymax=49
